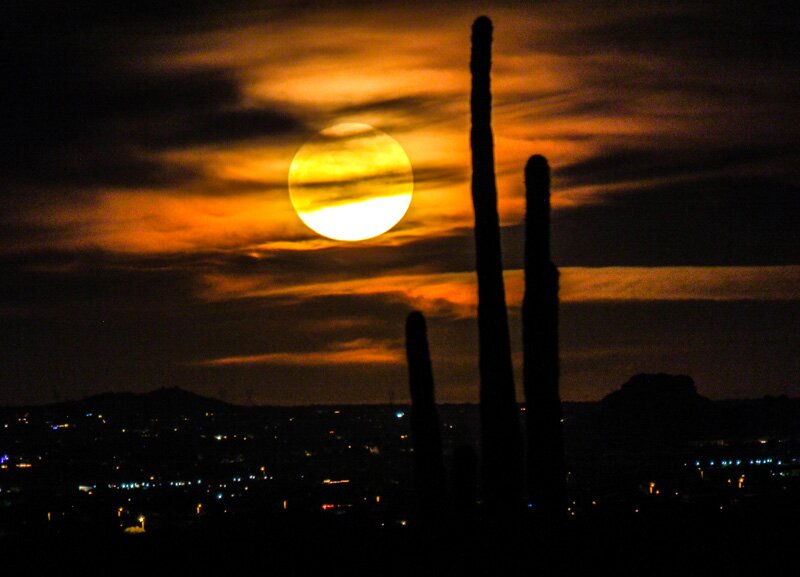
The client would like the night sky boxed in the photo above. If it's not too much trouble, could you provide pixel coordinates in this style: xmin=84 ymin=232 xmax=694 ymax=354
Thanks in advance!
xmin=2 ymin=1 xmax=798 ymax=405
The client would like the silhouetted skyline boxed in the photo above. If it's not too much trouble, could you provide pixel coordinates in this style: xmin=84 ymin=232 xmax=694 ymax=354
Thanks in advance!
xmin=2 ymin=2 xmax=799 ymax=405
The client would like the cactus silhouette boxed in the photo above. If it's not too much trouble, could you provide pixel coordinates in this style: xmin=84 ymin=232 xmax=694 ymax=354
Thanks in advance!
xmin=523 ymin=155 xmax=566 ymax=519
xmin=451 ymin=443 xmax=478 ymax=525
xmin=470 ymin=15 xmax=524 ymax=512
xmin=405 ymin=310 xmax=448 ymax=523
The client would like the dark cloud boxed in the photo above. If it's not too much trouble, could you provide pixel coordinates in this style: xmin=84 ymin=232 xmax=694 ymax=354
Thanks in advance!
xmin=146 ymin=107 xmax=304 ymax=150
xmin=0 ymin=252 xmax=201 ymax=312
xmin=0 ymin=4 xmax=305 ymax=193
xmin=546 ymin=176 xmax=800 ymax=266
xmin=3 ymin=1 xmax=288 ymax=35
xmin=538 ymin=2 xmax=800 ymax=62
xmin=555 ymin=144 xmax=799 ymax=189
xmin=333 ymin=95 xmax=451 ymax=117
xmin=219 ymin=228 xmax=477 ymax=283
xmin=0 ymin=220 xmax=84 ymax=254
xmin=411 ymin=165 xmax=468 ymax=188
xmin=522 ymin=2 xmax=800 ymax=143
xmin=0 ymin=256 xmax=417 ymax=404
xmin=560 ymin=300 xmax=800 ymax=400
xmin=1 ymin=0 xmax=798 ymax=406
xmin=2 ymin=244 xmax=799 ymax=405
xmin=0 ymin=239 xmax=471 ymax=404
xmin=220 ymin=155 xmax=800 ymax=281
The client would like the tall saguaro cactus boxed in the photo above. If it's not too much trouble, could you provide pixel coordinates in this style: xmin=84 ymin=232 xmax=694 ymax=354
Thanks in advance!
xmin=405 ymin=311 xmax=448 ymax=522
xmin=523 ymin=155 xmax=566 ymax=518
xmin=470 ymin=15 xmax=524 ymax=511
xmin=451 ymin=444 xmax=478 ymax=524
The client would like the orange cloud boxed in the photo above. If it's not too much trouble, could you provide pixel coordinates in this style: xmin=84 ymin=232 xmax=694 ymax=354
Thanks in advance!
xmin=6 ymin=2 xmax=793 ymax=268
xmin=24 ymin=189 xmax=303 ymax=254
xmin=198 ymin=270 xmax=481 ymax=318
xmin=200 ymin=266 xmax=800 ymax=316
xmin=194 ymin=338 xmax=402 ymax=367
xmin=560 ymin=267 xmax=800 ymax=302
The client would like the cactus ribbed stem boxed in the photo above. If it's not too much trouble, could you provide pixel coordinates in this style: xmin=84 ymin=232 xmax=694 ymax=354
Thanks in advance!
xmin=451 ymin=443 xmax=478 ymax=524
xmin=523 ymin=155 xmax=566 ymax=519
xmin=405 ymin=311 xmax=448 ymax=522
xmin=470 ymin=15 xmax=524 ymax=512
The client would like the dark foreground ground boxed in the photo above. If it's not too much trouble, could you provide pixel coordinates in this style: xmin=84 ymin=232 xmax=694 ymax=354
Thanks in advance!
xmin=4 ymin=509 xmax=796 ymax=577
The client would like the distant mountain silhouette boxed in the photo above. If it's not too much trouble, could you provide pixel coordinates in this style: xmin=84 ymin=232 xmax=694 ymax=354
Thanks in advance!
xmin=0 ymin=386 xmax=234 ymax=418
xmin=600 ymin=373 xmax=713 ymax=447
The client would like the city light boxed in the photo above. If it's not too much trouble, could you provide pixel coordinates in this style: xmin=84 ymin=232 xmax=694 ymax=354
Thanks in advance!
xmin=0 ymin=394 xmax=797 ymax=544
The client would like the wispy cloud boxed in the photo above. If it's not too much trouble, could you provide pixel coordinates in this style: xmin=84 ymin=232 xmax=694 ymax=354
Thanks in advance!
xmin=193 ymin=338 xmax=403 ymax=367
xmin=4 ymin=1 xmax=798 ymax=261
xmin=3 ymin=1 xmax=800 ymax=403
xmin=199 ymin=266 xmax=800 ymax=319
xmin=560 ymin=266 xmax=800 ymax=302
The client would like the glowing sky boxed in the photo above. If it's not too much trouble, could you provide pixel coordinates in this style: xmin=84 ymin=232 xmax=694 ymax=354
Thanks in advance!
xmin=2 ymin=1 xmax=799 ymax=404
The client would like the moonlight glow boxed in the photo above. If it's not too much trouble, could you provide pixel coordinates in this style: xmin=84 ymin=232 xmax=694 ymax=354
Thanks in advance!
xmin=288 ymin=123 xmax=414 ymax=241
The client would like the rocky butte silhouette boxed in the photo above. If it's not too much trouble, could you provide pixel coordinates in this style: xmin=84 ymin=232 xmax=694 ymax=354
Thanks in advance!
xmin=600 ymin=373 xmax=713 ymax=447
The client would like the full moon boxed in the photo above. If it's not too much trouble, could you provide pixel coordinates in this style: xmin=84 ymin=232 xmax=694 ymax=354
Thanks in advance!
xmin=288 ymin=123 xmax=414 ymax=241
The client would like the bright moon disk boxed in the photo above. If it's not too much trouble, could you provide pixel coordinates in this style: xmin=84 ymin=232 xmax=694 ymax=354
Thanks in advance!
xmin=288 ymin=123 xmax=414 ymax=241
